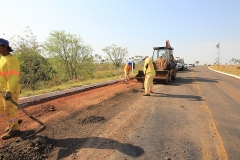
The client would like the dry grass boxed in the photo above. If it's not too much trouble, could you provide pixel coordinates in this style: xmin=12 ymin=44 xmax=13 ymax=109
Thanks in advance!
xmin=209 ymin=65 xmax=240 ymax=76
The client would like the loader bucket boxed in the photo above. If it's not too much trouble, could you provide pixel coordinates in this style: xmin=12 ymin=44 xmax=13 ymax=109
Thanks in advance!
xmin=135 ymin=70 xmax=169 ymax=83
xmin=153 ymin=70 xmax=169 ymax=83
xmin=135 ymin=70 xmax=145 ymax=82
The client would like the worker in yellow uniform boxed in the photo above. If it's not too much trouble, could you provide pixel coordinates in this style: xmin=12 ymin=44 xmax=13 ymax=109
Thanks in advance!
xmin=142 ymin=56 xmax=156 ymax=96
xmin=124 ymin=62 xmax=131 ymax=83
xmin=0 ymin=38 xmax=22 ymax=140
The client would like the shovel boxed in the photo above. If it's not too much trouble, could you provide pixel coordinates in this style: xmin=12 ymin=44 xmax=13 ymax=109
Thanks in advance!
xmin=1 ymin=92 xmax=46 ymax=136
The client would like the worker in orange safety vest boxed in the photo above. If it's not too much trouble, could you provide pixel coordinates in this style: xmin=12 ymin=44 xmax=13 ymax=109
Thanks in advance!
xmin=0 ymin=38 xmax=22 ymax=140
xmin=142 ymin=56 xmax=156 ymax=96
xmin=124 ymin=62 xmax=131 ymax=83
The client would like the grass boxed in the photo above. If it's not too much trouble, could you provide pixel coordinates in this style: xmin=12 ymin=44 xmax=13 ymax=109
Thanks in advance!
xmin=209 ymin=65 xmax=240 ymax=77
xmin=19 ymin=70 xmax=139 ymax=98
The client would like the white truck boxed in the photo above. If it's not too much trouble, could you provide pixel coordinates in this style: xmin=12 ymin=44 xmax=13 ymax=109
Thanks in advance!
xmin=175 ymin=57 xmax=185 ymax=70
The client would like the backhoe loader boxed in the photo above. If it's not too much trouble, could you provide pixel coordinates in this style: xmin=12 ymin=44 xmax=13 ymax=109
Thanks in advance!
xmin=135 ymin=40 xmax=177 ymax=83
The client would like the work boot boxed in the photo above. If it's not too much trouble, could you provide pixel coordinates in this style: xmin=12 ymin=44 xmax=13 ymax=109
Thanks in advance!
xmin=5 ymin=119 xmax=22 ymax=133
xmin=1 ymin=129 xmax=21 ymax=140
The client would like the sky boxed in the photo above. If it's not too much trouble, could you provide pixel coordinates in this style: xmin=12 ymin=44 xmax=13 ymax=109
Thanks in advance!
xmin=1 ymin=0 xmax=240 ymax=65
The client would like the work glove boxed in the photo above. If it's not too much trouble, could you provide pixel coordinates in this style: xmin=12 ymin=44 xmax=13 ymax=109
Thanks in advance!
xmin=5 ymin=91 xmax=12 ymax=100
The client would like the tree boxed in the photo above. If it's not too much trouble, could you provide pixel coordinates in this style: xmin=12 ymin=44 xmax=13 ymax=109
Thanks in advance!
xmin=195 ymin=61 xmax=200 ymax=65
xmin=11 ymin=27 xmax=55 ymax=90
xmin=229 ymin=58 xmax=240 ymax=65
xmin=230 ymin=58 xmax=236 ymax=65
xmin=102 ymin=44 xmax=128 ymax=68
xmin=79 ymin=55 xmax=95 ymax=78
xmin=236 ymin=59 xmax=240 ymax=65
xmin=93 ymin=54 xmax=103 ymax=64
xmin=129 ymin=55 xmax=144 ymax=64
xmin=44 ymin=30 xmax=93 ymax=80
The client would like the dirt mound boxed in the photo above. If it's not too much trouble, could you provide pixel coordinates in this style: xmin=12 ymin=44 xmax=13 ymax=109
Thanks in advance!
xmin=0 ymin=135 xmax=55 ymax=160
xmin=81 ymin=116 xmax=107 ymax=124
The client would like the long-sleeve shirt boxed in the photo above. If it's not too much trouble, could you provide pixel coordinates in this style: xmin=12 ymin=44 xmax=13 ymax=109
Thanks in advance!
xmin=0 ymin=54 xmax=20 ymax=93
xmin=143 ymin=57 xmax=155 ymax=74
xmin=124 ymin=64 xmax=131 ymax=73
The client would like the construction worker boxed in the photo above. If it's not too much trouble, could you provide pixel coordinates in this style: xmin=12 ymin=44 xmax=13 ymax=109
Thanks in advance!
xmin=142 ymin=56 xmax=156 ymax=96
xmin=0 ymin=38 xmax=21 ymax=140
xmin=124 ymin=62 xmax=131 ymax=83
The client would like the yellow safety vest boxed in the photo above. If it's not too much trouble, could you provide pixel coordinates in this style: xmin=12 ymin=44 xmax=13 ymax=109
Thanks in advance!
xmin=0 ymin=54 xmax=20 ymax=93
xmin=143 ymin=57 xmax=155 ymax=74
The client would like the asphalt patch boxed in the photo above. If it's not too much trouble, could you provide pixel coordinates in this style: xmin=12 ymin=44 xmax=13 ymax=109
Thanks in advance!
xmin=81 ymin=116 xmax=107 ymax=124
xmin=87 ymin=104 xmax=101 ymax=110
xmin=0 ymin=135 xmax=55 ymax=160
xmin=132 ymin=89 xmax=139 ymax=93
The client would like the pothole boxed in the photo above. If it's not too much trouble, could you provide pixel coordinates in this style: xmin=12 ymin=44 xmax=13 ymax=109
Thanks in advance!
xmin=132 ymin=89 xmax=139 ymax=93
xmin=87 ymin=104 xmax=101 ymax=110
xmin=81 ymin=116 xmax=107 ymax=124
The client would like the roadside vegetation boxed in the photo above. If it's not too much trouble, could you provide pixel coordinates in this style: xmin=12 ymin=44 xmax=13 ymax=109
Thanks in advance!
xmin=7 ymin=27 xmax=144 ymax=97
xmin=209 ymin=65 xmax=240 ymax=77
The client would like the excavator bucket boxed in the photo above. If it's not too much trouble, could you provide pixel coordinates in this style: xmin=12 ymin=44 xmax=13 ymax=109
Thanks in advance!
xmin=135 ymin=70 xmax=169 ymax=83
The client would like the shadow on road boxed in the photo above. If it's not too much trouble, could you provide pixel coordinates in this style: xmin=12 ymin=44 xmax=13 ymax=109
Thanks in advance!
xmin=150 ymin=93 xmax=204 ymax=101
xmin=52 ymin=136 xmax=144 ymax=159
xmin=177 ymin=69 xmax=199 ymax=73
xmin=168 ymin=77 xmax=219 ymax=86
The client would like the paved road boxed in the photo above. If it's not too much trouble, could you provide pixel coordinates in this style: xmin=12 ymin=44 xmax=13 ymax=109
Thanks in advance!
xmin=106 ymin=66 xmax=240 ymax=160
xmin=193 ymin=66 xmax=240 ymax=160
xmin=3 ymin=65 xmax=239 ymax=160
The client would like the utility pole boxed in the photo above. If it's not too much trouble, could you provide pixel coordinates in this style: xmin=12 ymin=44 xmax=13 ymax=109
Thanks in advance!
xmin=216 ymin=42 xmax=220 ymax=69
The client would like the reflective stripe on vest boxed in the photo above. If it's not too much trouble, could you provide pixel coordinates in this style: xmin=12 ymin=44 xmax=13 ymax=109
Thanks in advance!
xmin=0 ymin=113 xmax=5 ymax=118
xmin=0 ymin=71 xmax=20 ymax=77
xmin=7 ymin=117 xmax=18 ymax=122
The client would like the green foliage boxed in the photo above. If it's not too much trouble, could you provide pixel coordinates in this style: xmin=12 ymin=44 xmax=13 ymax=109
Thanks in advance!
xmin=195 ymin=61 xmax=200 ymax=65
xmin=5 ymin=28 xmax=140 ymax=95
xmin=43 ymin=30 xmax=94 ymax=80
xmin=129 ymin=55 xmax=144 ymax=65
xmin=102 ymin=44 xmax=128 ymax=68
xmin=230 ymin=58 xmax=240 ymax=65
xmin=79 ymin=55 xmax=96 ymax=79
xmin=93 ymin=54 xmax=103 ymax=64
xmin=11 ymin=27 xmax=55 ymax=90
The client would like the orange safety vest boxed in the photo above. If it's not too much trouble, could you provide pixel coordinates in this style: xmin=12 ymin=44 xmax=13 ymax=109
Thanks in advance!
xmin=124 ymin=64 xmax=130 ymax=72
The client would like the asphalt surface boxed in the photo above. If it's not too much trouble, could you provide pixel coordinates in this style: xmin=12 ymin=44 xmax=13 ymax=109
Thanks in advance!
xmin=193 ymin=66 xmax=240 ymax=160
xmin=1 ymin=66 xmax=240 ymax=160
xmin=107 ymin=66 xmax=240 ymax=160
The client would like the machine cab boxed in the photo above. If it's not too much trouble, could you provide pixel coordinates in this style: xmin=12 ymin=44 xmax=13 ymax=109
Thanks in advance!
xmin=152 ymin=46 xmax=174 ymax=70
